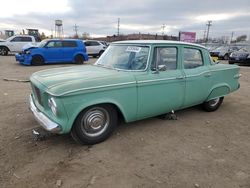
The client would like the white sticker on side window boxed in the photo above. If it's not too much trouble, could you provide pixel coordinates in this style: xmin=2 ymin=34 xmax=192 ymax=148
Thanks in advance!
xmin=126 ymin=46 xmax=141 ymax=53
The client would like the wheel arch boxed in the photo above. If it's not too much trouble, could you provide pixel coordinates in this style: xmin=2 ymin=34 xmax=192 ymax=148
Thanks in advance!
xmin=0 ymin=45 xmax=10 ymax=51
xmin=206 ymin=83 xmax=231 ymax=101
xmin=74 ymin=52 xmax=88 ymax=61
xmin=32 ymin=53 xmax=45 ymax=60
xmin=66 ymin=100 xmax=127 ymax=133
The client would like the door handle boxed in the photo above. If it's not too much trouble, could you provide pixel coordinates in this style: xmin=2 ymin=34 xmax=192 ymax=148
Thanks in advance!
xmin=204 ymin=73 xmax=211 ymax=77
xmin=176 ymin=76 xmax=184 ymax=80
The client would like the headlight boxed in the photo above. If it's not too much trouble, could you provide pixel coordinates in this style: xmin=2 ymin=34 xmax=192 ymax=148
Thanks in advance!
xmin=25 ymin=50 xmax=31 ymax=54
xmin=247 ymin=54 xmax=250 ymax=59
xmin=48 ymin=98 xmax=57 ymax=115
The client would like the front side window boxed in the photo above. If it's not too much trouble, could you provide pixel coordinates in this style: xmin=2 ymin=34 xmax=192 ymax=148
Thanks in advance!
xmin=46 ymin=41 xmax=62 ymax=48
xmin=152 ymin=47 xmax=177 ymax=70
xmin=10 ymin=37 xmax=22 ymax=42
xmin=184 ymin=48 xmax=203 ymax=69
xmin=95 ymin=45 xmax=149 ymax=71
xmin=89 ymin=41 xmax=100 ymax=46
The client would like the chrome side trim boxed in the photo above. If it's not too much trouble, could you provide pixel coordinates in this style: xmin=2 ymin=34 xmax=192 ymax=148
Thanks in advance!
xmin=138 ymin=77 xmax=178 ymax=84
xmin=185 ymin=67 xmax=239 ymax=78
xmin=29 ymin=95 xmax=61 ymax=133
xmin=234 ymin=73 xmax=242 ymax=79
xmin=47 ymin=81 xmax=137 ymax=97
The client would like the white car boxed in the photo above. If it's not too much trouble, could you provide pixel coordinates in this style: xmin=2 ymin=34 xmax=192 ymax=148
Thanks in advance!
xmin=0 ymin=35 xmax=37 ymax=55
xmin=84 ymin=40 xmax=107 ymax=58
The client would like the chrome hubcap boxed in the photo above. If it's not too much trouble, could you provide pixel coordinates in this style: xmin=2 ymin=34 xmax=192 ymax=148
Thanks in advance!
xmin=81 ymin=107 xmax=110 ymax=137
xmin=209 ymin=98 xmax=220 ymax=107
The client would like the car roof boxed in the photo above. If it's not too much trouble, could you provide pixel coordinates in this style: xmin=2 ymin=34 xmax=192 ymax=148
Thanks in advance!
xmin=112 ymin=40 xmax=206 ymax=49
xmin=46 ymin=39 xmax=81 ymax=41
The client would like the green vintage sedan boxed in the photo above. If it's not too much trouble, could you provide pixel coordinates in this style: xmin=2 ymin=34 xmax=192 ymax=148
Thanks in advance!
xmin=29 ymin=40 xmax=241 ymax=144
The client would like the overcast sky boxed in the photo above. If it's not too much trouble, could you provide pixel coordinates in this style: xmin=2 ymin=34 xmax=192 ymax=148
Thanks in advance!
xmin=0 ymin=0 xmax=249 ymax=39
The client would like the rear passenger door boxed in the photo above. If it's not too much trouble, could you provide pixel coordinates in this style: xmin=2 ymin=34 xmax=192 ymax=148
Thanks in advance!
xmin=62 ymin=41 xmax=77 ymax=62
xmin=182 ymin=47 xmax=212 ymax=108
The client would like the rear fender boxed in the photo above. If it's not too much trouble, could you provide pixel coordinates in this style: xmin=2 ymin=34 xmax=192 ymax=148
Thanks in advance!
xmin=206 ymin=83 xmax=231 ymax=101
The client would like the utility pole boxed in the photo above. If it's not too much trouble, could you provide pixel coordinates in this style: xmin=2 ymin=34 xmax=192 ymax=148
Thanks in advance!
xmin=117 ymin=18 xmax=120 ymax=36
xmin=230 ymin=32 xmax=234 ymax=43
xmin=206 ymin=20 xmax=212 ymax=42
xmin=161 ymin=24 xmax=166 ymax=35
xmin=73 ymin=24 xmax=79 ymax=37
xmin=203 ymin=30 xmax=206 ymax=42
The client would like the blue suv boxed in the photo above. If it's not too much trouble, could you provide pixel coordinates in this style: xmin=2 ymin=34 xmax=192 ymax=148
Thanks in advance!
xmin=15 ymin=39 xmax=88 ymax=65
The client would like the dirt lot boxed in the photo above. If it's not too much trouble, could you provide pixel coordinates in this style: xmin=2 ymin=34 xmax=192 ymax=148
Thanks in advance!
xmin=0 ymin=56 xmax=250 ymax=188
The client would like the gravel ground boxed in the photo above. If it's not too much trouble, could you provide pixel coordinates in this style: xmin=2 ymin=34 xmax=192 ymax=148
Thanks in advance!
xmin=0 ymin=56 xmax=250 ymax=188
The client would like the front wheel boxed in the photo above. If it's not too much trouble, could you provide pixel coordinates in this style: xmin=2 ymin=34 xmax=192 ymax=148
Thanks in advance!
xmin=31 ymin=55 xmax=44 ymax=66
xmin=0 ymin=47 xmax=9 ymax=56
xmin=71 ymin=104 xmax=118 ymax=145
xmin=202 ymin=97 xmax=224 ymax=112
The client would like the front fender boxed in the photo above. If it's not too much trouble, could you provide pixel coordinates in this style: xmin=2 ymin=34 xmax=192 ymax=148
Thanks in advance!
xmin=206 ymin=83 xmax=231 ymax=101
xmin=62 ymin=97 xmax=130 ymax=133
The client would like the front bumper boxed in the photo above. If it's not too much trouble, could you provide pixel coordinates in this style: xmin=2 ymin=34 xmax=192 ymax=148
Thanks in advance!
xmin=29 ymin=94 xmax=61 ymax=133
xmin=15 ymin=53 xmax=32 ymax=65
xmin=15 ymin=53 xmax=25 ymax=62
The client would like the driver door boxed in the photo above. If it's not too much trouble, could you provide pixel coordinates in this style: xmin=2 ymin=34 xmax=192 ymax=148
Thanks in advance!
xmin=135 ymin=46 xmax=185 ymax=119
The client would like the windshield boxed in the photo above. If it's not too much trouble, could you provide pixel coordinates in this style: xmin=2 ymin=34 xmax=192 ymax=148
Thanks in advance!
xmin=95 ymin=45 xmax=150 ymax=71
xmin=38 ymin=40 xmax=49 ymax=47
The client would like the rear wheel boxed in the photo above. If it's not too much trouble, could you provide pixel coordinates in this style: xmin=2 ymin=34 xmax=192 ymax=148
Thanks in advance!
xmin=31 ymin=55 xmax=44 ymax=66
xmin=71 ymin=104 xmax=118 ymax=145
xmin=202 ymin=97 xmax=224 ymax=112
xmin=74 ymin=54 xmax=84 ymax=64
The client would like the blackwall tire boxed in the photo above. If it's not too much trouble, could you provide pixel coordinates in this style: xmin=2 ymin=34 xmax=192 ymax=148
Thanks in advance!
xmin=202 ymin=97 xmax=224 ymax=112
xmin=31 ymin=55 xmax=44 ymax=66
xmin=0 ymin=47 xmax=9 ymax=56
xmin=74 ymin=54 xmax=84 ymax=64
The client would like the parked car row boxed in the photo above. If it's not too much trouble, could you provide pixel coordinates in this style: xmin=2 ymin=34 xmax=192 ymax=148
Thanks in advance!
xmin=9 ymin=38 xmax=109 ymax=65
xmin=0 ymin=36 xmax=109 ymax=65
xmin=229 ymin=46 xmax=250 ymax=64
xmin=209 ymin=45 xmax=240 ymax=60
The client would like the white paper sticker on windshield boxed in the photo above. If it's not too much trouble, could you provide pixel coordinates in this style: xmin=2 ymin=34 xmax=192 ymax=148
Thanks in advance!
xmin=126 ymin=46 xmax=141 ymax=53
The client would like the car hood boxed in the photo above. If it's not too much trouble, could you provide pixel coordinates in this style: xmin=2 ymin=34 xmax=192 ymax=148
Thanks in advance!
xmin=30 ymin=65 xmax=137 ymax=96
xmin=22 ymin=43 xmax=38 ymax=51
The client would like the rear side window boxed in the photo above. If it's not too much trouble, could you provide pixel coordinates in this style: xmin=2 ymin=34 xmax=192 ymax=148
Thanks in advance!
xmin=183 ymin=48 xmax=203 ymax=69
xmin=21 ymin=37 xmax=32 ymax=42
xmin=63 ymin=41 xmax=77 ymax=47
